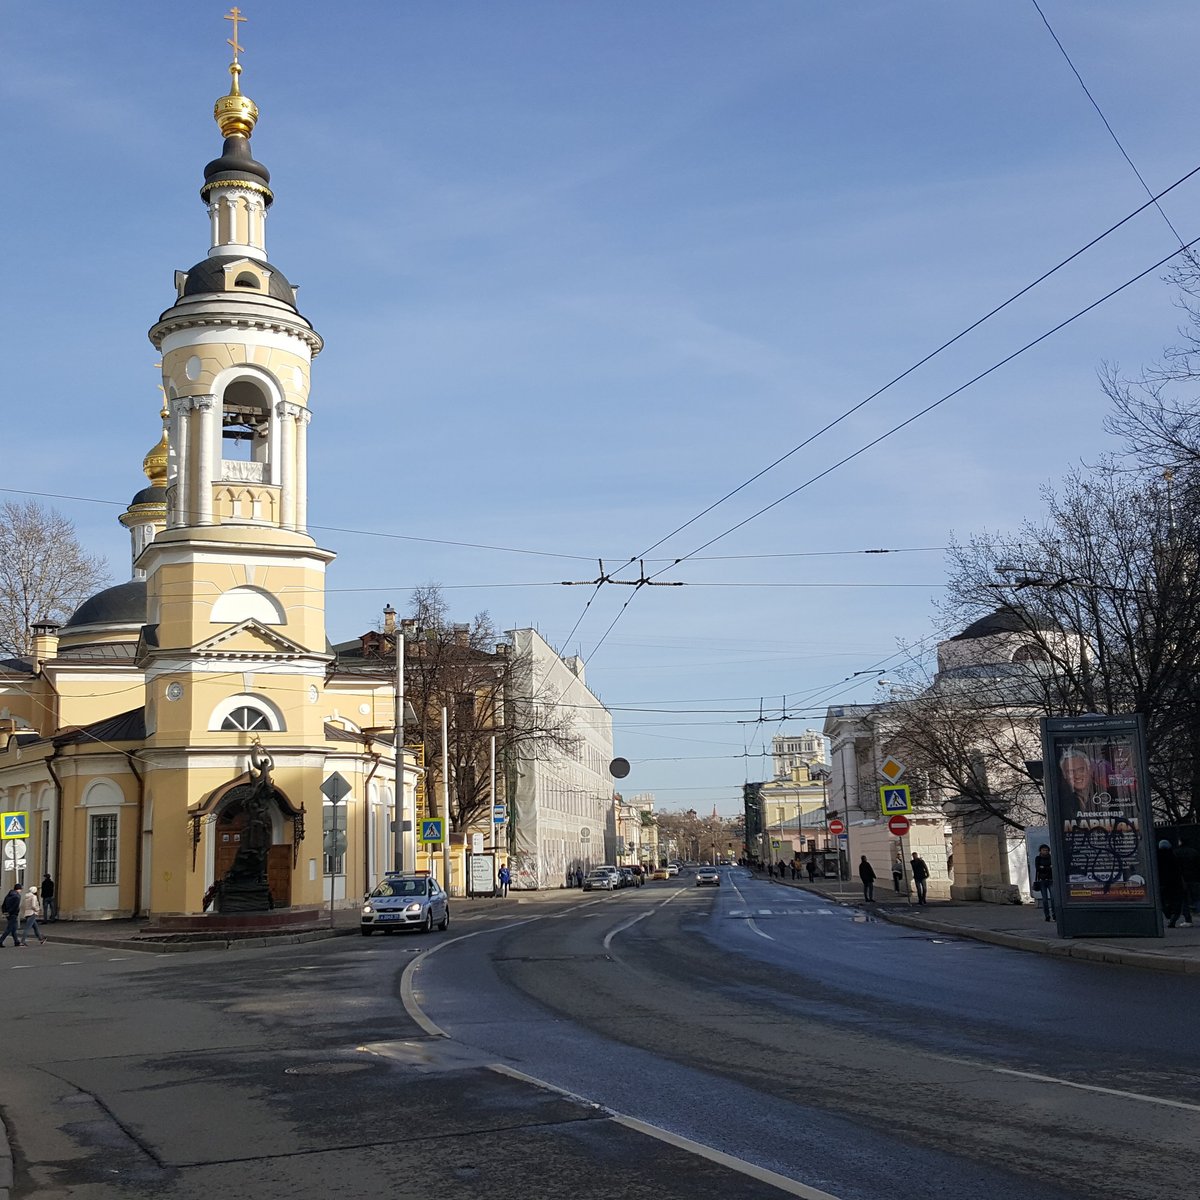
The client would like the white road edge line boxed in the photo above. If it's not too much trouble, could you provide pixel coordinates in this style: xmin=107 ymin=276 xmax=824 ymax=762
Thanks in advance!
xmin=487 ymin=1063 xmax=843 ymax=1200
xmin=747 ymin=919 xmax=775 ymax=941
xmin=989 ymin=1065 xmax=1200 ymax=1113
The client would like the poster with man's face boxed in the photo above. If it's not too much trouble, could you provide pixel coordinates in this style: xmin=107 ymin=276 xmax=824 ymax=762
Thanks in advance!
xmin=1049 ymin=730 xmax=1147 ymax=903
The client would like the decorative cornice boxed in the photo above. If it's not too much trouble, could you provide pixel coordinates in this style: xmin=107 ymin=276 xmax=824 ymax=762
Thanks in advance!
xmin=200 ymin=178 xmax=273 ymax=200
xmin=150 ymin=312 xmax=322 ymax=354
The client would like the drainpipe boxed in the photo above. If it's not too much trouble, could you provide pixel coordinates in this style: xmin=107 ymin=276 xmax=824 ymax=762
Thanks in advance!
xmin=125 ymin=752 xmax=145 ymax=919
xmin=46 ymin=749 xmax=64 ymax=898
xmin=363 ymin=744 xmax=382 ymax=890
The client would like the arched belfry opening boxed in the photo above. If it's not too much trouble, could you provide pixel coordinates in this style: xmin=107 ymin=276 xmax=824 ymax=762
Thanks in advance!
xmin=221 ymin=378 xmax=271 ymax=467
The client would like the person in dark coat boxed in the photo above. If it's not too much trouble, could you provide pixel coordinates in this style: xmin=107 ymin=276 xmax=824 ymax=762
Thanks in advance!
xmin=40 ymin=874 xmax=56 ymax=922
xmin=1032 ymin=844 xmax=1054 ymax=922
xmin=1 ymin=883 xmax=23 ymax=947
xmin=1158 ymin=840 xmax=1190 ymax=928
xmin=910 ymin=852 xmax=930 ymax=904
xmin=858 ymin=856 xmax=877 ymax=902
xmin=806 ymin=858 xmax=817 ymax=883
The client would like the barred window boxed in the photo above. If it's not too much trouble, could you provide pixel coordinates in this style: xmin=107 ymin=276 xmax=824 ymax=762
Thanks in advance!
xmin=89 ymin=814 xmax=118 ymax=885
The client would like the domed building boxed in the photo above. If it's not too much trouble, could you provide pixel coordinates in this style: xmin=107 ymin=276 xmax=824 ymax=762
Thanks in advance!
xmin=0 ymin=30 xmax=417 ymax=923
xmin=823 ymin=607 xmax=1063 ymax=904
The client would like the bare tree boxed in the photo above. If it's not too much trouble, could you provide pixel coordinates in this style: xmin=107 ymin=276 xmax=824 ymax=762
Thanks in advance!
xmin=0 ymin=500 xmax=108 ymax=657
xmin=939 ymin=467 xmax=1200 ymax=825
xmin=655 ymin=808 xmax=733 ymax=863
xmin=400 ymin=585 xmax=577 ymax=833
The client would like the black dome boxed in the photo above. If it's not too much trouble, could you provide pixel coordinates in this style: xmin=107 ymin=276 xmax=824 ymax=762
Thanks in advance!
xmin=64 ymin=581 xmax=147 ymax=629
xmin=949 ymin=605 xmax=1060 ymax=642
xmin=130 ymin=485 xmax=166 ymax=507
xmin=203 ymin=135 xmax=271 ymax=197
xmin=180 ymin=255 xmax=296 ymax=305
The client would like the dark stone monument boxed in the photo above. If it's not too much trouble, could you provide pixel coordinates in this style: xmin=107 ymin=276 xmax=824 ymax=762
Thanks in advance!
xmin=216 ymin=747 xmax=276 ymax=914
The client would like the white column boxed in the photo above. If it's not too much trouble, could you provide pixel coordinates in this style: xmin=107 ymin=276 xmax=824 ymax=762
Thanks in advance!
xmin=277 ymin=400 xmax=297 ymax=530
xmin=169 ymin=397 xmax=189 ymax=528
xmin=193 ymin=396 xmax=216 ymax=525
xmin=294 ymin=407 xmax=310 ymax=532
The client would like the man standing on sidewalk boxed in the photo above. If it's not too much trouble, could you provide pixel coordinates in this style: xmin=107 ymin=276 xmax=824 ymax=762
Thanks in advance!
xmin=1033 ymin=844 xmax=1055 ymax=922
xmin=891 ymin=856 xmax=904 ymax=893
xmin=911 ymin=852 xmax=930 ymax=904
xmin=498 ymin=862 xmax=511 ymax=898
xmin=1 ymin=883 xmax=23 ymax=947
xmin=858 ymin=856 xmax=877 ymax=902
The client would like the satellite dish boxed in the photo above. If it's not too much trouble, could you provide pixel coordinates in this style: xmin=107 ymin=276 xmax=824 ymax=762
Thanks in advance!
xmin=609 ymin=757 xmax=630 ymax=779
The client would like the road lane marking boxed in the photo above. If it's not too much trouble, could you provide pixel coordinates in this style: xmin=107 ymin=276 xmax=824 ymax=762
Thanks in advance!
xmin=603 ymin=911 xmax=651 ymax=951
xmin=989 ymin=1066 xmax=1200 ymax=1113
xmin=747 ymin=919 xmax=775 ymax=941
xmin=488 ymin=1064 xmax=843 ymax=1199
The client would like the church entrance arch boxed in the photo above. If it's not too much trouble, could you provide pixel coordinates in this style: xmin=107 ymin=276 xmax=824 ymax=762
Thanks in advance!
xmin=214 ymin=797 xmax=292 ymax=908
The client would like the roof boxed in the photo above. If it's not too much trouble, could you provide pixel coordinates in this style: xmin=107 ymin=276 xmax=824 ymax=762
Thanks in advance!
xmin=54 ymin=707 xmax=146 ymax=748
xmin=129 ymin=484 xmax=166 ymax=507
xmin=180 ymin=255 xmax=296 ymax=304
xmin=0 ymin=656 xmax=34 ymax=675
xmin=64 ymin=580 xmax=146 ymax=630
xmin=949 ymin=605 xmax=1060 ymax=642
xmin=202 ymin=133 xmax=272 ymax=200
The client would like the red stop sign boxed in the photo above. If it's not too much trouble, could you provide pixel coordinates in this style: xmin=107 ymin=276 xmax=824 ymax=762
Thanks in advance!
xmin=827 ymin=818 xmax=845 ymax=835
xmin=888 ymin=815 xmax=910 ymax=836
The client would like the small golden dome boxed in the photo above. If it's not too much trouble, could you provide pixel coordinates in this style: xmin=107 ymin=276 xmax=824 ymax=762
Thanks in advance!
xmin=143 ymin=403 xmax=169 ymax=486
xmin=215 ymin=62 xmax=258 ymax=139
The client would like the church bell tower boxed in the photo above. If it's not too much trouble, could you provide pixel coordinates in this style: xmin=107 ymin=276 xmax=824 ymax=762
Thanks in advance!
xmin=138 ymin=11 xmax=332 ymax=915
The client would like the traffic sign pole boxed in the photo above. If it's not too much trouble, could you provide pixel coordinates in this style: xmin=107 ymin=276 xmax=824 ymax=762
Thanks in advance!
xmin=441 ymin=706 xmax=452 ymax=894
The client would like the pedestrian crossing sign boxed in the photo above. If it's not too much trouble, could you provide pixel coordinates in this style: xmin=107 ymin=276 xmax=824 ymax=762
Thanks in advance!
xmin=418 ymin=818 xmax=444 ymax=845
xmin=879 ymin=785 xmax=912 ymax=814
xmin=1 ymin=812 xmax=28 ymax=840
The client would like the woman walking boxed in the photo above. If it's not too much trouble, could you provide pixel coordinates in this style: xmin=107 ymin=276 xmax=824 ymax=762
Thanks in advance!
xmin=19 ymin=885 xmax=46 ymax=946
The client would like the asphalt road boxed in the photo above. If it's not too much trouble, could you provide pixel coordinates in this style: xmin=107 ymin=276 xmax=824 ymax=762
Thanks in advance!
xmin=413 ymin=867 xmax=1200 ymax=1200
xmin=3 ymin=870 xmax=1198 ymax=1198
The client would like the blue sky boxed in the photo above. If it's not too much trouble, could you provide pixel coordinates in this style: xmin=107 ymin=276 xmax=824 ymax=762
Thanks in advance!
xmin=3 ymin=2 xmax=1198 ymax=814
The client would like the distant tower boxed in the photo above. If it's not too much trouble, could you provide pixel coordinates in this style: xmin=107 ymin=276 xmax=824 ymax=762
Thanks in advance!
xmin=119 ymin=403 xmax=169 ymax=579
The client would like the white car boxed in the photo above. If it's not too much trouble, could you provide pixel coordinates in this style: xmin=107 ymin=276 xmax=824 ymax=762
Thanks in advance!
xmin=695 ymin=867 xmax=720 ymax=887
xmin=361 ymin=874 xmax=449 ymax=935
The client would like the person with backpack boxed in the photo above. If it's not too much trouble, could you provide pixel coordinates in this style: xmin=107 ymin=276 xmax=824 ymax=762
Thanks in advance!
xmin=1 ymin=883 xmax=23 ymax=947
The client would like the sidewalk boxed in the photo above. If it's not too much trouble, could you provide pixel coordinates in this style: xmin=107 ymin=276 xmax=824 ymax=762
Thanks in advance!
xmin=19 ymin=890 xmax=565 ymax=954
xmin=760 ymin=872 xmax=1200 ymax=975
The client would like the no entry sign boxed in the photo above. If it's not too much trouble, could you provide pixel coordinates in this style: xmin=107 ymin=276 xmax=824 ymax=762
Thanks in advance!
xmin=828 ymin=818 xmax=845 ymax=835
xmin=888 ymin=815 xmax=910 ymax=836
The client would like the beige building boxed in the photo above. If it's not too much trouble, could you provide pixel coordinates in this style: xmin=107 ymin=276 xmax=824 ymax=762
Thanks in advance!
xmin=0 ymin=43 xmax=417 ymax=919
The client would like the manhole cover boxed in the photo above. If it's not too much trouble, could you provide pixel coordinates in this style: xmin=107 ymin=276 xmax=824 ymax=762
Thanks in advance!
xmin=284 ymin=1062 xmax=374 ymax=1076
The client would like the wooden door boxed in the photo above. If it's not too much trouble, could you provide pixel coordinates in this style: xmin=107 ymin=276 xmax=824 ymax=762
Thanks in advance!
xmin=213 ymin=808 xmax=292 ymax=908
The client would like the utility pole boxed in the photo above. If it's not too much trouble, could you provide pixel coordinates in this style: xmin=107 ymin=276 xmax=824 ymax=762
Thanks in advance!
xmin=441 ymin=706 xmax=452 ymax=893
xmin=393 ymin=631 xmax=405 ymax=874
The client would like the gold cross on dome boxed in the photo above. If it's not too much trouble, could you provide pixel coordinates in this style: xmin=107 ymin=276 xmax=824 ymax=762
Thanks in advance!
xmin=225 ymin=7 xmax=246 ymax=61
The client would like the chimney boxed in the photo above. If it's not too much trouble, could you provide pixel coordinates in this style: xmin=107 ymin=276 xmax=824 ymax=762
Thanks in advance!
xmin=383 ymin=605 xmax=396 ymax=635
xmin=31 ymin=621 xmax=59 ymax=671
xmin=400 ymin=618 xmax=418 ymax=637
xmin=453 ymin=623 xmax=470 ymax=647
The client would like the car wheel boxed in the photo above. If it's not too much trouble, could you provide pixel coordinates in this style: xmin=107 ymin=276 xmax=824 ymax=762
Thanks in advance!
xmin=360 ymin=926 xmax=373 ymax=937
xmin=423 ymin=910 xmax=433 ymax=934
xmin=439 ymin=907 xmax=450 ymax=932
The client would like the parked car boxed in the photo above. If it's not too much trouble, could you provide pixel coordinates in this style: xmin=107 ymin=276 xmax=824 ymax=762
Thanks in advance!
xmin=361 ymin=874 xmax=449 ymax=935
xmin=695 ymin=867 xmax=720 ymax=887
xmin=583 ymin=869 xmax=618 ymax=892
xmin=618 ymin=868 xmax=635 ymax=888
xmin=665 ymin=863 xmax=680 ymax=877
xmin=651 ymin=867 xmax=671 ymax=881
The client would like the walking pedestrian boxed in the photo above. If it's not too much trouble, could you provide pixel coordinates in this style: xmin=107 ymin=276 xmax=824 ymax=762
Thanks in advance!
xmin=498 ymin=862 xmax=512 ymax=898
xmin=910 ymin=852 xmax=930 ymax=904
xmin=40 ymin=873 xmax=56 ymax=921
xmin=0 ymin=883 xmax=22 ymax=947
xmin=858 ymin=856 xmax=877 ymax=902
xmin=806 ymin=857 xmax=817 ymax=883
xmin=789 ymin=861 xmax=797 ymax=880
xmin=1033 ymin=843 xmax=1055 ymax=921
xmin=891 ymin=857 xmax=904 ymax=893
xmin=19 ymin=886 xmax=45 ymax=945
xmin=1158 ymin=840 xmax=1190 ymax=928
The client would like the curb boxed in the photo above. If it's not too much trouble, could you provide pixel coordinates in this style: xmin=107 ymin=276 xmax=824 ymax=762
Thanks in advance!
xmin=0 ymin=1112 xmax=11 ymax=1200
xmin=32 ymin=926 xmax=345 ymax=954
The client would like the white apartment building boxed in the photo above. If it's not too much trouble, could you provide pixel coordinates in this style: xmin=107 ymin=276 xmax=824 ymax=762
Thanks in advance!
xmin=772 ymin=730 xmax=828 ymax=780
xmin=507 ymin=628 xmax=615 ymax=889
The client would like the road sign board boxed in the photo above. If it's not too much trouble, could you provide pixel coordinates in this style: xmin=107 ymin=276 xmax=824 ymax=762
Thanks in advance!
xmin=471 ymin=833 xmax=485 ymax=855
xmin=888 ymin=815 xmax=911 ymax=836
xmin=320 ymin=773 xmax=352 ymax=804
xmin=2 ymin=839 xmax=26 ymax=868
xmin=880 ymin=756 xmax=906 ymax=784
xmin=827 ymin=818 xmax=845 ymax=835
xmin=837 ymin=833 xmax=848 ymax=842
xmin=419 ymin=818 xmax=444 ymax=845
xmin=879 ymin=784 xmax=912 ymax=814
xmin=1 ymin=812 xmax=28 ymax=840
xmin=770 ymin=839 xmax=781 ymax=850
xmin=493 ymin=803 xmax=507 ymax=826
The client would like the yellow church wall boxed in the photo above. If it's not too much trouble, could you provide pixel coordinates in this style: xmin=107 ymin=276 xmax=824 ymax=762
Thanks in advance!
xmin=162 ymin=340 xmax=311 ymax=411
xmin=1 ymin=677 xmax=57 ymax=737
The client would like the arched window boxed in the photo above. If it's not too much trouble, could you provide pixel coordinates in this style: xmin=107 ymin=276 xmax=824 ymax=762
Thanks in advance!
xmin=234 ymin=272 xmax=261 ymax=289
xmin=1012 ymin=644 xmax=1049 ymax=664
xmin=221 ymin=706 xmax=271 ymax=733
xmin=211 ymin=585 xmax=286 ymax=626
xmin=221 ymin=379 xmax=270 ymax=464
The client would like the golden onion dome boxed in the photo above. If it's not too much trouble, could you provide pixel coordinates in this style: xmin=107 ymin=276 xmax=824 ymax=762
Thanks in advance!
xmin=142 ymin=403 xmax=169 ymax=486
xmin=214 ymin=61 xmax=258 ymax=139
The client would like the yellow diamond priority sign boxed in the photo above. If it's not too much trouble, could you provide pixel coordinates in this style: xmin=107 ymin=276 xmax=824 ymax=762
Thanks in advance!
xmin=880 ymin=756 xmax=906 ymax=784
